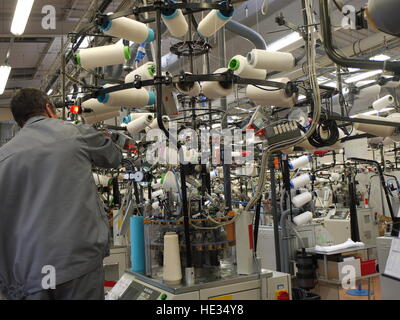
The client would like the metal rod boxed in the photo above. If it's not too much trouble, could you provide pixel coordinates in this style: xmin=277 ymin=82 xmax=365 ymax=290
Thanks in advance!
xmin=217 ymin=27 xmax=232 ymax=211
xmin=61 ymin=36 xmax=66 ymax=120
xmin=179 ymin=165 xmax=193 ymax=268
xmin=348 ymin=175 xmax=360 ymax=242
xmin=269 ymin=156 xmax=281 ymax=271
xmin=328 ymin=114 xmax=400 ymax=128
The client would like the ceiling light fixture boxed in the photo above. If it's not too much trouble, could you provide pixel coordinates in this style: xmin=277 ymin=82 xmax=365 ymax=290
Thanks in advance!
xmin=0 ymin=65 xmax=12 ymax=95
xmin=10 ymin=0 xmax=35 ymax=36
xmin=345 ymin=70 xmax=383 ymax=84
xmin=370 ymin=54 xmax=390 ymax=61
xmin=268 ymin=32 xmax=303 ymax=52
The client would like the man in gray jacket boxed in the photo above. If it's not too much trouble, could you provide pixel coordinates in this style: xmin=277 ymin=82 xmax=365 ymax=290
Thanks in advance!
xmin=0 ymin=88 xmax=122 ymax=300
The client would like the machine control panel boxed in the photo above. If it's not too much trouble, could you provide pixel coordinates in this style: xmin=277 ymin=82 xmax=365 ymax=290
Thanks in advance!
xmin=106 ymin=274 xmax=167 ymax=300
xmin=121 ymin=282 xmax=163 ymax=300
xmin=329 ymin=211 xmax=350 ymax=220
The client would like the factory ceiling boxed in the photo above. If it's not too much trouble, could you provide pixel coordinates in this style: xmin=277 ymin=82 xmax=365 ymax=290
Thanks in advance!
xmin=0 ymin=0 xmax=399 ymax=117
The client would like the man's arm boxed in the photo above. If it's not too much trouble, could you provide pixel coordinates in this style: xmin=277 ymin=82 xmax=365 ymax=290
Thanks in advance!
xmin=77 ymin=124 xmax=122 ymax=168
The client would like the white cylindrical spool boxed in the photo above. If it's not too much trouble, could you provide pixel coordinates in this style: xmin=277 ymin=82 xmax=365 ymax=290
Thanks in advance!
xmin=197 ymin=7 xmax=234 ymax=38
xmin=161 ymin=7 xmax=188 ymax=38
xmin=292 ymin=192 xmax=312 ymax=208
xmin=146 ymin=115 xmax=170 ymax=132
xmin=163 ymin=232 xmax=182 ymax=285
xmin=354 ymin=115 xmax=397 ymax=137
xmin=126 ymin=113 xmax=154 ymax=123
xmin=183 ymin=148 xmax=199 ymax=164
xmin=210 ymin=170 xmax=219 ymax=180
xmin=127 ymin=114 xmax=154 ymax=135
xmin=82 ymin=111 xmax=120 ymax=124
xmin=93 ymin=174 xmax=110 ymax=187
xmin=202 ymin=68 xmax=235 ymax=99
xmin=163 ymin=171 xmax=179 ymax=192
xmin=228 ymin=55 xmax=267 ymax=80
xmin=82 ymin=98 xmax=120 ymax=111
xmin=331 ymin=172 xmax=341 ymax=181
xmin=247 ymin=49 xmax=295 ymax=71
xmin=152 ymin=189 xmax=165 ymax=199
xmin=166 ymin=147 xmax=179 ymax=166
xmin=81 ymin=98 xmax=121 ymax=122
xmin=98 ymin=86 xmax=155 ymax=108
xmin=293 ymin=211 xmax=313 ymax=226
xmin=289 ymin=155 xmax=312 ymax=170
xmin=372 ymin=95 xmax=394 ymax=111
xmin=125 ymin=62 xmax=155 ymax=83
xmin=290 ymin=174 xmax=311 ymax=189
xmin=245 ymin=77 xmax=297 ymax=108
xmin=75 ymin=44 xmax=130 ymax=70
xmin=100 ymin=17 xmax=154 ymax=43
xmin=152 ymin=201 xmax=160 ymax=210
xmin=175 ymin=73 xmax=201 ymax=97
xmin=162 ymin=85 xmax=179 ymax=118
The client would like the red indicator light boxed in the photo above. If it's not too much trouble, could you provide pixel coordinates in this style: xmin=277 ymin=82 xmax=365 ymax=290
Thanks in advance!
xmin=70 ymin=105 xmax=81 ymax=114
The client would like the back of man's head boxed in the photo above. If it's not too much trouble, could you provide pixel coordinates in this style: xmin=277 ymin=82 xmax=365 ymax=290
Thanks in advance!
xmin=11 ymin=88 xmax=55 ymax=128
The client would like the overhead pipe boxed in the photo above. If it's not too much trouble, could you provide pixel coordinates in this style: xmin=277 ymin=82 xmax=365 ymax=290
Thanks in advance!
xmin=319 ymin=0 xmax=400 ymax=74
xmin=225 ymin=20 xmax=267 ymax=50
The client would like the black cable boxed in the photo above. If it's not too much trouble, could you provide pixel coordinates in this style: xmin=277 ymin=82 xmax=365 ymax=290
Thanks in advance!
xmin=308 ymin=119 xmax=340 ymax=148
xmin=252 ymin=85 xmax=281 ymax=92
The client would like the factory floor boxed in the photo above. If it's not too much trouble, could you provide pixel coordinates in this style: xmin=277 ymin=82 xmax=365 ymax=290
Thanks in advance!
xmin=313 ymin=276 xmax=382 ymax=300
xmin=341 ymin=277 xmax=381 ymax=300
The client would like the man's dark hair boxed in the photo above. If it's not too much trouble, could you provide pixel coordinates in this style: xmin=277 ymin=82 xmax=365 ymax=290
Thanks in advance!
xmin=10 ymin=88 xmax=53 ymax=127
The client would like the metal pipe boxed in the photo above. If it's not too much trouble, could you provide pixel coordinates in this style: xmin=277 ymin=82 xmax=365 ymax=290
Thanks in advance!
xmin=280 ymin=207 xmax=301 ymax=274
xmin=319 ymin=0 xmax=400 ymax=74
xmin=269 ymin=157 xmax=281 ymax=271
xmin=225 ymin=20 xmax=267 ymax=50
xmin=217 ymin=27 xmax=232 ymax=211
xmin=61 ymin=37 xmax=66 ymax=120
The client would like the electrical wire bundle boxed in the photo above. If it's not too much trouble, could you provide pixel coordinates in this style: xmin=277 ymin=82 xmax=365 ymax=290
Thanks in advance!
xmin=307 ymin=119 xmax=340 ymax=148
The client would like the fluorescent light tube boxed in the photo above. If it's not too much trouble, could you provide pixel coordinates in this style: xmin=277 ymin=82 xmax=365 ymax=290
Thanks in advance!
xmin=370 ymin=54 xmax=390 ymax=61
xmin=11 ymin=0 xmax=35 ymax=36
xmin=47 ymin=89 xmax=53 ymax=95
xmin=345 ymin=70 xmax=383 ymax=84
xmin=268 ymin=32 xmax=303 ymax=52
xmin=322 ymin=81 xmax=337 ymax=88
xmin=0 ymin=65 xmax=12 ymax=95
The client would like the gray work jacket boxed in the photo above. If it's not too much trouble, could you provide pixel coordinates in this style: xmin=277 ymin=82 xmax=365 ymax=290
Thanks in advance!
xmin=0 ymin=116 xmax=122 ymax=299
